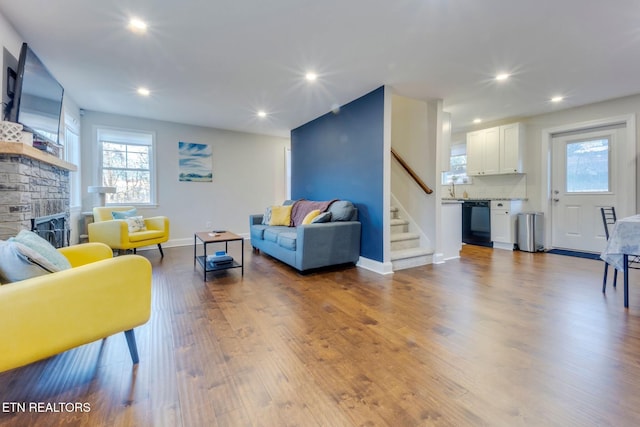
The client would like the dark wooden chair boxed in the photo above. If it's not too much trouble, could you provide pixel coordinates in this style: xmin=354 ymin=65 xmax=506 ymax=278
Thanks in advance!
xmin=601 ymin=207 xmax=618 ymax=292
xmin=601 ymin=206 xmax=640 ymax=294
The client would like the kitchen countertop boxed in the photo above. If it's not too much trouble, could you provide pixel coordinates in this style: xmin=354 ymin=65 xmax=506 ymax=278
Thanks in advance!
xmin=442 ymin=197 xmax=528 ymax=201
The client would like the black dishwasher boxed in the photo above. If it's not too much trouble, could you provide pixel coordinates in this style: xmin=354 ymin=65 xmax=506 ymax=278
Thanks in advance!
xmin=462 ymin=200 xmax=492 ymax=247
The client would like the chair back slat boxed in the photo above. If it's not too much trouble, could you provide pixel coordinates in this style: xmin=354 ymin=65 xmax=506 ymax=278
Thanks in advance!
xmin=600 ymin=207 xmax=617 ymax=240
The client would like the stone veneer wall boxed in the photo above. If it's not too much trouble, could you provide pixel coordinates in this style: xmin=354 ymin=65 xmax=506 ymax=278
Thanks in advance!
xmin=0 ymin=154 xmax=70 ymax=241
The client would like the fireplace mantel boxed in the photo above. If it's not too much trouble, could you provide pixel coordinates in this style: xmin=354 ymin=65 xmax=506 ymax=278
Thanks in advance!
xmin=0 ymin=141 xmax=77 ymax=171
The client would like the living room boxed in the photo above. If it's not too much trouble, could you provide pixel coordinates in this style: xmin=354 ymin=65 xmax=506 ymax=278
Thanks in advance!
xmin=2 ymin=2 xmax=640 ymax=426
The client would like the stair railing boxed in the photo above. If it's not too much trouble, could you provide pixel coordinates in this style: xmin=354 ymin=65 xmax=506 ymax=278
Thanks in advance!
xmin=391 ymin=148 xmax=433 ymax=195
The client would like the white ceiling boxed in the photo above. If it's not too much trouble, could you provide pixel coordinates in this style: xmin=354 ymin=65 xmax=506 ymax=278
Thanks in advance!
xmin=2 ymin=0 xmax=640 ymax=138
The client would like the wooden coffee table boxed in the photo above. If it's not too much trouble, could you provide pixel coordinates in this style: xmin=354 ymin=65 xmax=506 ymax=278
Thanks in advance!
xmin=194 ymin=231 xmax=244 ymax=281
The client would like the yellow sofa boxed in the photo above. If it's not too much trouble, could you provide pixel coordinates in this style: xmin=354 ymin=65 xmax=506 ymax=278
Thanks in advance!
xmin=0 ymin=242 xmax=152 ymax=373
xmin=89 ymin=206 xmax=170 ymax=256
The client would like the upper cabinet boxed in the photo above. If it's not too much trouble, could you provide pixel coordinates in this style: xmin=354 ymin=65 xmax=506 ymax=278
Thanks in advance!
xmin=467 ymin=123 xmax=524 ymax=176
xmin=499 ymin=123 xmax=524 ymax=173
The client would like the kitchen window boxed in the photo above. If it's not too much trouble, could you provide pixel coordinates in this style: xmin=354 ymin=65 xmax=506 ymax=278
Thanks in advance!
xmin=442 ymin=143 xmax=471 ymax=185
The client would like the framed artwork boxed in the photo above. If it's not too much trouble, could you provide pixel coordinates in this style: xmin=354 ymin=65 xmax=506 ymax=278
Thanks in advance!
xmin=178 ymin=142 xmax=213 ymax=182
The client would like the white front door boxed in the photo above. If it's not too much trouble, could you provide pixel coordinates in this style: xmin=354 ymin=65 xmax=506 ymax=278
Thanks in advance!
xmin=551 ymin=126 xmax=625 ymax=252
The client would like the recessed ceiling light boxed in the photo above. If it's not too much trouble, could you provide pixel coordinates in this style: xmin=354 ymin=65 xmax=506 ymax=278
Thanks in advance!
xmin=305 ymin=72 xmax=318 ymax=82
xmin=551 ymin=96 xmax=564 ymax=103
xmin=137 ymin=87 xmax=150 ymax=96
xmin=495 ymin=73 xmax=510 ymax=81
xmin=473 ymin=118 xmax=482 ymax=124
xmin=128 ymin=18 xmax=148 ymax=33
xmin=257 ymin=110 xmax=267 ymax=118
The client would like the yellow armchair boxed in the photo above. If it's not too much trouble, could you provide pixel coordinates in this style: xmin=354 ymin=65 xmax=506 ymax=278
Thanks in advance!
xmin=0 ymin=243 xmax=151 ymax=373
xmin=89 ymin=206 xmax=170 ymax=256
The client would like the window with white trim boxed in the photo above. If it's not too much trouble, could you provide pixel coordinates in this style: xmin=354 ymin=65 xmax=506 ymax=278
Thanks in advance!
xmin=442 ymin=143 xmax=472 ymax=185
xmin=64 ymin=123 xmax=81 ymax=208
xmin=97 ymin=128 xmax=155 ymax=205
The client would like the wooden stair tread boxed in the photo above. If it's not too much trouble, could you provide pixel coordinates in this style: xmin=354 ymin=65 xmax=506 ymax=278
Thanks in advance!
xmin=390 ymin=232 xmax=420 ymax=242
xmin=390 ymin=247 xmax=434 ymax=260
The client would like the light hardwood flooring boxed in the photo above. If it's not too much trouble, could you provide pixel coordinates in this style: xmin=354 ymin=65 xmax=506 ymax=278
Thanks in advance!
xmin=1 ymin=244 xmax=640 ymax=426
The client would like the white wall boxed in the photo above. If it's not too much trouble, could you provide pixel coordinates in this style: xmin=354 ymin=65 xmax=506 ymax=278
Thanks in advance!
xmin=0 ymin=12 xmax=22 ymax=117
xmin=80 ymin=111 xmax=290 ymax=246
xmin=522 ymin=94 xmax=640 ymax=214
xmin=390 ymin=93 xmax=438 ymax=250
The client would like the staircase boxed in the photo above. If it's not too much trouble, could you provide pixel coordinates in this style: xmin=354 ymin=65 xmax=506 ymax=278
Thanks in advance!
xmin=390 ymin=206 xmax=434 ymax=271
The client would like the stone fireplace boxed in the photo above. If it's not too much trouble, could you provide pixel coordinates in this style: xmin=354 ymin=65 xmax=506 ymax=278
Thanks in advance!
xmin=0 ymin=142 xmax=77 ymax=241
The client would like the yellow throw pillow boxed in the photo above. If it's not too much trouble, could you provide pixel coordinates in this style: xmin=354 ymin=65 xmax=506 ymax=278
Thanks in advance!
xmin=269 ymin=205 xmax=293 ymax=226
xmin=301 ymin=209 xmax=321 ymax=225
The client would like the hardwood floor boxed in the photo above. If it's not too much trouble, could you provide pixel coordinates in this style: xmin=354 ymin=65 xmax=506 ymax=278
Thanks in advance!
xmin=1 ymin=244 xmax=640 ymax=426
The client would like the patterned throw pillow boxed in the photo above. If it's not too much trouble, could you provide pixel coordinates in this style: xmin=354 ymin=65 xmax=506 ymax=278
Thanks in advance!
xmin=126 ymin=216 xmax=147 ymax=233
xmin=262 ymin=206 xmax=272 ymax=225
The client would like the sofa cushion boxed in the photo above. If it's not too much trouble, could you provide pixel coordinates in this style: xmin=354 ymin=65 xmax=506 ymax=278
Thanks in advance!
xmin=328 ymin=201 xmax=356 ymax=221
xmin=264 ymin=226 xmax=290 ymax=243
xmin=269 ymin=205 xmax=292 ymax=226
xmin=277 ymin=231 xmax=297 ymax=251
xmin=251 ymin=224 xmax=269 ymax=240
xmin=129 ymin=229 xmax=166 ymax=242
xmin=11 ymin=230 xmax=71 ymax=271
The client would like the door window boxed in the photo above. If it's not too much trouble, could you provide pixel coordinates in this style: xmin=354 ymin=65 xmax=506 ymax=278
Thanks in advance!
xmin=565 ymin=138 xmax=610 ymax=193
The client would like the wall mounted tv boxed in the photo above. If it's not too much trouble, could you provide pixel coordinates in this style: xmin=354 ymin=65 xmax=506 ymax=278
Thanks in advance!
xmin=5 ymin=42 xmax=64 ymax=144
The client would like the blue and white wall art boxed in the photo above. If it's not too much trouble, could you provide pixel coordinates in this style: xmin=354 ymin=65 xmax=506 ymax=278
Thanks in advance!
xmin=179 ymin=142 xmax=213 ymax=182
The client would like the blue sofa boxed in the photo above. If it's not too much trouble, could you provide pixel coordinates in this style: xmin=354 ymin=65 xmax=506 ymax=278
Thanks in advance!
xmin=249 ymin=200 xmax=361 ymax=272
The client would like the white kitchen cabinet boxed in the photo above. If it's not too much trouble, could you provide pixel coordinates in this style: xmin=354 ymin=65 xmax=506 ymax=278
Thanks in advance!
xmin=490 ymin=200 xmax=522 ymax=250
xmin=467 ymin=123 xmax=524 ymax=175
xmin=499 ymin=123 xmax=524 ymax=173
xmin=466 ymin=126 xmax=500 ymax=175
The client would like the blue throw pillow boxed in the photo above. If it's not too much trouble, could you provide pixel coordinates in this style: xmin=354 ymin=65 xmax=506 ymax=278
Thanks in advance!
xmin=328 ymin=201 xmax=355 ymax=221
xmin=112 ymin=208 xmax=137 ymax=219
xmin=11 ymin=230 xmax=71 ymax=271
xmin=0 ymin=240 xmax=63 ymax=283
xmin=311 ymin=212 xmax=332 ymax=223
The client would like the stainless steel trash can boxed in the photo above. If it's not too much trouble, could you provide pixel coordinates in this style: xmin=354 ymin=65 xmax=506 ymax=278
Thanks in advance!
xmin=517 ymin=212 xmax=544 ymax=252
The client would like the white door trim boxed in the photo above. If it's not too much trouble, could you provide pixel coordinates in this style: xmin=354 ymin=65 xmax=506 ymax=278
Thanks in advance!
xmin=540 ymin=114 xmax=636 ymax=250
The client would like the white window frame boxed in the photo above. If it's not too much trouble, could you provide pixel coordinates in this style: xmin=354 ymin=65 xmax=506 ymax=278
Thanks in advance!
xmin=95 ymin=127 xmax=157 ymax=207
xmin=63 ymin=112 xmax=81 ymax=209
xmin=442 ymin=142 xmax=472 ymax=185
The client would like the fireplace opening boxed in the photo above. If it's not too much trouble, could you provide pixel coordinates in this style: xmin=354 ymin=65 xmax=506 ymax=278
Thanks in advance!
xmin=31 ymin=213 xmax=70 ymax=248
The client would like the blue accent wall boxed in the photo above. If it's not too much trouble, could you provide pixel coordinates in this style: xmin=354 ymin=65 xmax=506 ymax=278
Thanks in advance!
xmin=291 ymin=86 xmax=384 ymax=262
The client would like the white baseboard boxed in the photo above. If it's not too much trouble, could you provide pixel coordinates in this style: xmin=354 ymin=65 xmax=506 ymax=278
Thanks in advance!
xmin=357 ymin=256 xmax=394 ymax=275
xmin=493 ymin=242 xmax=515 ymax=251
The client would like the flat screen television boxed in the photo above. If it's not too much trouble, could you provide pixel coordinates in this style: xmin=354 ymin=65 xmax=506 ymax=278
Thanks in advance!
xmin=5 ymin=43 xmax=64 ymax=144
